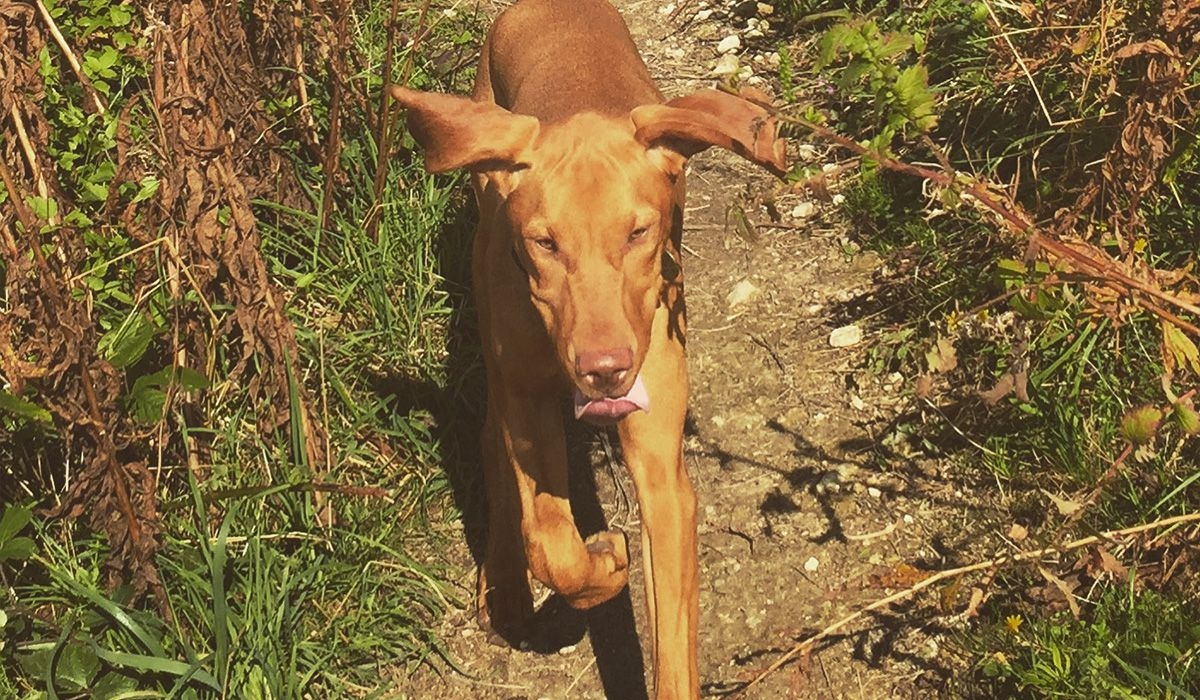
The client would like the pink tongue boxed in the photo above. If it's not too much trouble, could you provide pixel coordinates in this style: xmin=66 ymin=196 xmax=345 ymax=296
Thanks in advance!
xmin=573 ymin=374 xmax=650 ymax=425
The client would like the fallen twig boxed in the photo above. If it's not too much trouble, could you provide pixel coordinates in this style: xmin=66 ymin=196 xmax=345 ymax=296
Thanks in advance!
xmin=727 ymin=510 xmax=1200 ymax=698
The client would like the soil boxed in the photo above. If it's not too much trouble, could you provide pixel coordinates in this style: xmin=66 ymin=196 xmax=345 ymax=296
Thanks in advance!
xmin=403 ymin=2 xmax=983 ymax=698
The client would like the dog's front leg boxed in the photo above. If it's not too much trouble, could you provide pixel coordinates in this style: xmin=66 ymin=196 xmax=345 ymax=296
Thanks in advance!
xmin=496 ymin=388 xmax=632 ymax=612
xmin=619 ymin=306 xmax=699 ymax=700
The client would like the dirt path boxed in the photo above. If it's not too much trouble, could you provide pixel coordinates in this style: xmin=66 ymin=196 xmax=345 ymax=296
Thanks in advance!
xmin=403 ymin=2 xmax=973 ymax=697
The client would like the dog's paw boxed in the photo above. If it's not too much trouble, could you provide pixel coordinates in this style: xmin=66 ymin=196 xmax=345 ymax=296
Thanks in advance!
xmin=584 ymin=529 xmax=630 ymax=576
xmin=476 ymin=564 xmax=534 ymax=647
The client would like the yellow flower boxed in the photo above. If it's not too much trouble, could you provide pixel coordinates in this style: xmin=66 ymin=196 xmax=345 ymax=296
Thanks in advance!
xmin=1004 ymin=614 xmax=1023 ymax=634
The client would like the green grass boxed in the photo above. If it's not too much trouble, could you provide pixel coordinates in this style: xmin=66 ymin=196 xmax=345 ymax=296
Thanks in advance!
xmin=971 ymin=585 xmax=1200 ymax=698
xmin=1 ymin=0 xmax=483 ymax=697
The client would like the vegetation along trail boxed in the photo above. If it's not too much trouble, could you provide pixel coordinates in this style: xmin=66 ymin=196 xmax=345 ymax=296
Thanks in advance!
xmin=0 ymin=0 xmax=1196 ymax=698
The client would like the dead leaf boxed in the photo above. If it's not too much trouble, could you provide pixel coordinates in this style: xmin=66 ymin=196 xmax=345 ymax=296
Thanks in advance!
xmin=1042 ymin=489 xmax=1084 ymax=516
xmin=979 ymin=374 xmax=1015 ymax=406
xmin=1162 ymin=321 xmax=1200 ymax=376
xmin=1036 ymin=565 xmax=1082 ymax=619
xmin=965 ymin=587 xmax=986 ymax=618
xmin=925 ymin=335 xmax=958 ymax=374
xmin=1113 ymin=39 xmax=1175 ymax=60
xmin=1012 ymin=367 xmax=1029 ymax=402
xmin=1089 ymin=547 xmax=1129 ymax=579
xmin=915 ymin=374 xmax=934 ymax=399
xmin=869 ymin=562 xmax=934 ymax=589
xmin=1070 ymin=29 xmax=1097 ymax=55
xmin=939 ymin=576 xmax=962 ymax=613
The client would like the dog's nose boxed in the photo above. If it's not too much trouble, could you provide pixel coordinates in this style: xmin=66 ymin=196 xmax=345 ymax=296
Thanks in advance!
xmin=576 ymin=347 xmax=634 ymax=395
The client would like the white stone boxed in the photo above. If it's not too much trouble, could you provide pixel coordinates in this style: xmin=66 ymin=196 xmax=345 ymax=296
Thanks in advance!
xmin=726 ymin=279 xmax=761 ymax=307
xmin=832 ymin=193 xmax=846 ymax=206
xmin=711 ymin=53 xmax=740 ymax=76
xmin=803 ymin=556 xmax=820 ymax=572
xmin=717 ymin=34 xmax=742 ymax=53
xmin=829 ymin=324 xmax=863 ymax=348
xmin=791 ymin=201 xmax=815 ymax=219
xmin=867 ymin=486 xmax=882 ymax=498
xmin=746 ymin=28 xmax=764 ymax=38
xmin=695 ymin=8 xmax=714 ymax=20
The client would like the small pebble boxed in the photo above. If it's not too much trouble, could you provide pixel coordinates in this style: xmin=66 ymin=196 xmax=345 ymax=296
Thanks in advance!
xmin=711 ymin=53 xmax=740 ymax=76
xmin=717 ymin=34 xmax=742 ymax=53
xmin=791 ymin=201 xmax=815 ymax=219
xmin=726 ymin=279 xmax=761 ymax=308
xmin=804 ymin=556 xmax=820 ymax=572
xmin=829 ymin=324 xmax=863 ymax=348
xmin=867 ymin=486 xmax=882 ymax=498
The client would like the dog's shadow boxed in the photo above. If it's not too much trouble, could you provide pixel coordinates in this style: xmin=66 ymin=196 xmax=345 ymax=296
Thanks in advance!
xmin=380 ymin=195 xmax=649 ymax=699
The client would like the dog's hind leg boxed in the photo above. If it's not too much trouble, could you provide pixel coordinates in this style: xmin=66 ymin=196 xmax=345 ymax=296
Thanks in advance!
xmin=477 ymin=398 xmax=535 ymax=642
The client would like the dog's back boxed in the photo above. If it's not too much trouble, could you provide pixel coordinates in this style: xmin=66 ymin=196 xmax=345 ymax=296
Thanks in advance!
xmin=474 ymin=0 xmax=662 ymax=121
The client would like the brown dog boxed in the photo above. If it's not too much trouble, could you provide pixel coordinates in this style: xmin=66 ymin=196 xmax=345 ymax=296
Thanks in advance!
xmin=391 ymin=0 xmax=786 ymax=696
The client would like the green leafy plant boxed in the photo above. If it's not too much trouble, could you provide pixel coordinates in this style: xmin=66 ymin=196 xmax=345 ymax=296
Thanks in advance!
xmin=815 ymin=17 xmax=937 ymax=149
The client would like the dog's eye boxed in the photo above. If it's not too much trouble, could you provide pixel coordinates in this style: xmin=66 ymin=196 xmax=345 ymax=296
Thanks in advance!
xmin=533 ymin=237 xmax=558 ymax=253
xmin=628 ymin=227 xmax=649 ymax=244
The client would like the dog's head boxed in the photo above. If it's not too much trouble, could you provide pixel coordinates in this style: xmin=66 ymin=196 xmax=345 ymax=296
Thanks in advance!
xmin=391 ymin=85 xmax=787 ymax=424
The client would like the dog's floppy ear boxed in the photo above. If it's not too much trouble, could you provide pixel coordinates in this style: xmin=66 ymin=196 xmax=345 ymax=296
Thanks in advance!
xmin=389 ymin=85 xmax=540 ymax=173
xmin=630 ymin=87 xmax=787 ymax=178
